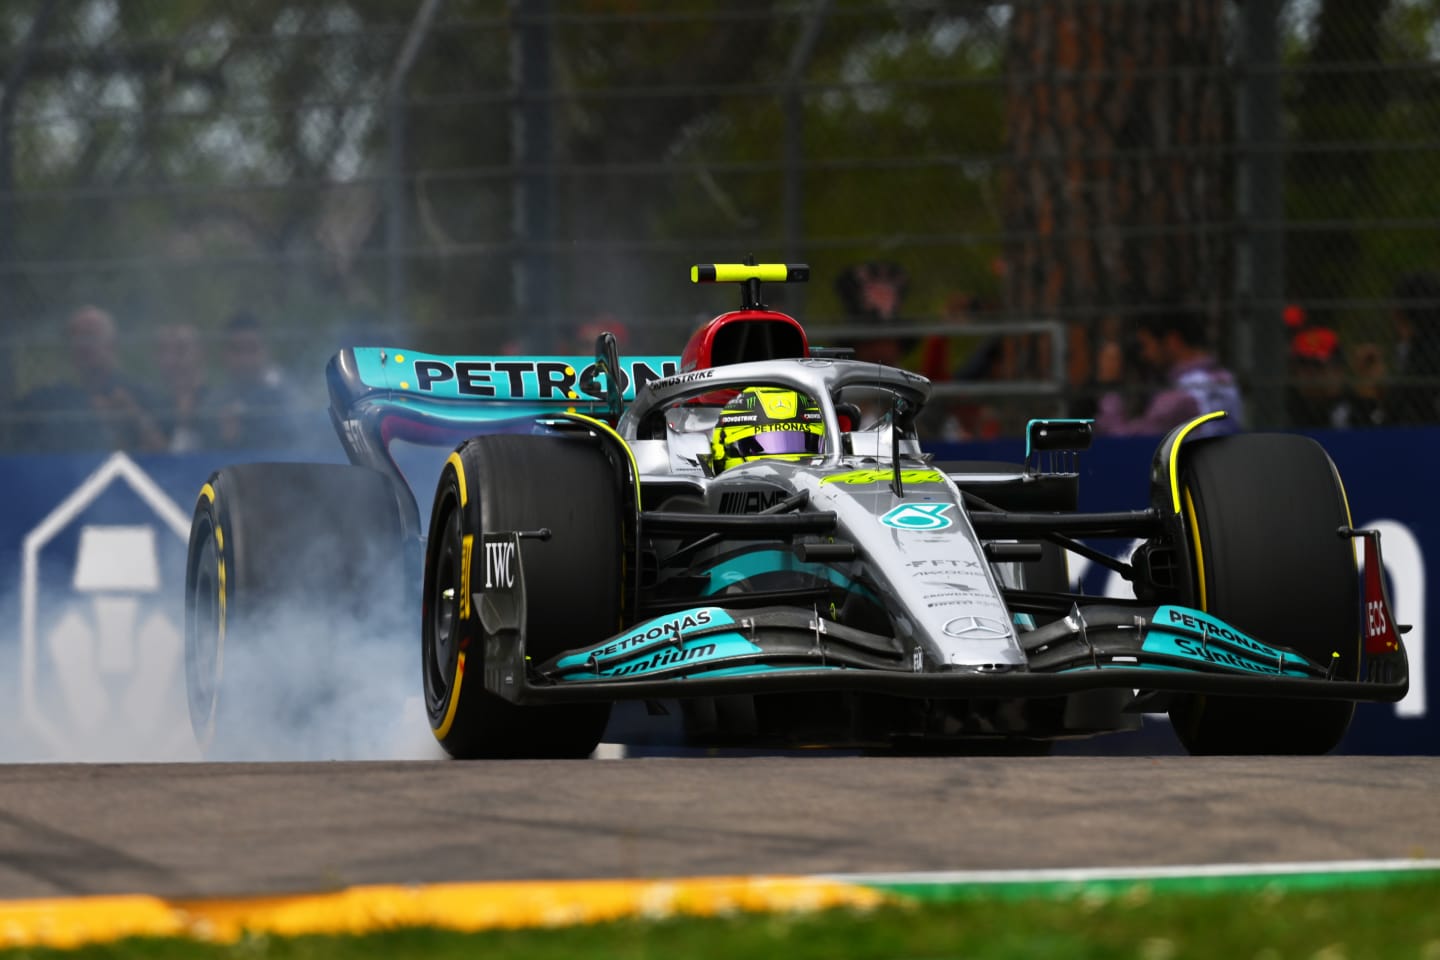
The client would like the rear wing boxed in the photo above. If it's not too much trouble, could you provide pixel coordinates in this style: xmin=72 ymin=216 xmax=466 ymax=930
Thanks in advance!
xmin=325 ymin=346 xmax=681 ymax=539
xmin=336 ymin=347 xmax=680 ymax=408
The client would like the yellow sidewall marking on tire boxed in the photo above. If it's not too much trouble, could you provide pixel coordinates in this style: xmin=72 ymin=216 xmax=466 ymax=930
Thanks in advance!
xmin=447 ymin=452 xmax=468 ymax=507
xmin=216 ymin=547 xmax=227 ymax=644
xmin=209 ymin=486 xmax=226 ymax=649
xmin=459 ymin=534 xmax=473 ymax=622
xmin=433 ymin=650 xmax=466 ymax=740
xmin=1180 ymin=484 xmax=1209 ymax=738
xmin=1334 ymin=467 xmax=1362 ymax=673
xmin=1182 ymin=486 xmax=1207 ymax=612
xmin=0 ymin=876 xmax=885 ymax=948
xmin=196 ymin=482 xmax=228 ymax=737
xmin=552 ymin=412 xmax=641 ymax=618
xmin=1166 ymin=411 xmax=1227 ymax=514
xmin=556 ymin=413 xmax=640 ymax=495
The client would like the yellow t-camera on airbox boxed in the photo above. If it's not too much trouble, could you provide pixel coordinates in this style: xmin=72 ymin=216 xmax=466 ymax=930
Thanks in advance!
xmin=691 ymin=262 xmax=809 ymax=311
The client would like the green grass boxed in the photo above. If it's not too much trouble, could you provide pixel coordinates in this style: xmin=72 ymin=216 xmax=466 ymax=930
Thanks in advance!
xmin=7 ymin=876 xmax=1440 ymax=960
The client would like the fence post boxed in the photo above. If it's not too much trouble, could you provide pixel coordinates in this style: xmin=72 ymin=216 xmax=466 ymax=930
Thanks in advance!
xmin=385 ymin=0 xmax=446 ymax=335
xmin=511 ymin=0 xmax=554 ymax=349
xmin=782 ymin=0 xmax=831 ymax=322
xmin=1234 ymin=0 xmax=1285 ymax=428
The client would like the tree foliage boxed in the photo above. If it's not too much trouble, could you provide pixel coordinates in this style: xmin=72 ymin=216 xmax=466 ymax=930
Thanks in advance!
xmin=0 ymin=0 xmax=1434 ymax=386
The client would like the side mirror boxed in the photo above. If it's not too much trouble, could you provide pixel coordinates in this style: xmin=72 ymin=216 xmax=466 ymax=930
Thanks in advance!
xmin=594 ymin=331 xmax=624 ymax=420
xmin=1027 ymin=418 xmax=1093 ymax=453
xmin=1025 ymin=418 xmax=1093 ymax=475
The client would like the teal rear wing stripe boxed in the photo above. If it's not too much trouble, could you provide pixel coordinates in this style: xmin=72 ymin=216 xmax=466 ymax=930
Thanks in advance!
xmin=351 ymin=348 xmax=680 ymax=403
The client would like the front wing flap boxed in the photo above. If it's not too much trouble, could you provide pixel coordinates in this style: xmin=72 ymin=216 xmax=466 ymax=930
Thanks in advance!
xmin=538 ymin=606 xmax=908 ymax=682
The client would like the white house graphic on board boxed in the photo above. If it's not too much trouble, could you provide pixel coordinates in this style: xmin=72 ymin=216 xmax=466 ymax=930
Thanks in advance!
xmin=19 ymin=452 xmax=198 ymax=759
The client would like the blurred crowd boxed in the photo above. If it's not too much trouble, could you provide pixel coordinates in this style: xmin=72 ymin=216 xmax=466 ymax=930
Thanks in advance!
xmin=3 ymin=266 xmax=1438 ymax=457
xmin=827 ymin=261 xmax=1440 ymax=443
xmin=1 ymin=306 xmax=314 ymax=455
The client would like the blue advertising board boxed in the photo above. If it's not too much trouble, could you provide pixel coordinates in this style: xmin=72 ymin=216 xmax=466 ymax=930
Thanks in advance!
xmin=0 ymin=427 xmax=1431 ymax=758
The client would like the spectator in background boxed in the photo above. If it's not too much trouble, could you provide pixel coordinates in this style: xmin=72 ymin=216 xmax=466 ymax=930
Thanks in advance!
xmin=1286 ymin=325 xmax=1384 ymax=429
xmin=924 ymin=293 xmax=1004 ymax=442
xmin=1348 ymin=341 xmax=1389 ymax=426
xmin=14 ymin=305 xmax=167 ymax=453
xmin=1093 ymin=306 xmax=1243 ymax=438
xmin=834 ymin=261 xmax=913 ymax=366
xmin=559 ymin=314 xmax=630 ymax=356
xmin=154 ymin=323 xmax=210 ymax=451
xmin=202 ymin=311 xmax=304 ymax=450
xmin=1385 ymin=270 xmax=1440 ymax=424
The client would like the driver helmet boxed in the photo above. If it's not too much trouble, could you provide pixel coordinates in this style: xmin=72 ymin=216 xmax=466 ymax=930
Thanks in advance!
xmin=710 ymin=386 xmax=825 ymax=473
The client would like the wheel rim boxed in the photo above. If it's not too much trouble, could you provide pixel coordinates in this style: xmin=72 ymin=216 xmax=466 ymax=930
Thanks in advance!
xmin=185 ymin=518 xmax=223 ymax=743
xmin=424 ymin=491 xmax=464 ymax=719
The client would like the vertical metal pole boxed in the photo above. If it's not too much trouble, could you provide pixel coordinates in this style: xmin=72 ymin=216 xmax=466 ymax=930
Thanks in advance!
xmin=1235 ymin=0 xmax=1284 ymax=428
xmin=782 ymin=0 xmax=831 ymax=323
xmin=0 ymin=95 xmax=17 ymax=447
xmin=0 ymin=1 xmax=60 ymax=447
xmin=385 ymin=0 xmax=446 ymax=335
xmin=511 ymin=0 xmax=553 ymax=349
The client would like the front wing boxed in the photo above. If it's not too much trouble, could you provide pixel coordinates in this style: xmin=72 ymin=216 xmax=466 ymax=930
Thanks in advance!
xmin=472 ymin=532 xmax=1409 ymax=707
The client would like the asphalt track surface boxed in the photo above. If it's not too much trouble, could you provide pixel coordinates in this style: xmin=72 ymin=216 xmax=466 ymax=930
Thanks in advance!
xmin=0 ymin=756 xmax=1436 ymax=901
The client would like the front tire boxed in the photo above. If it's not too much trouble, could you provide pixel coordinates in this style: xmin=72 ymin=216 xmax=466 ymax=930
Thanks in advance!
xmin=423 ymin=434 xmax=621 ymax=759
xmin=1167 ymin=434 xmax=1360 ymax=755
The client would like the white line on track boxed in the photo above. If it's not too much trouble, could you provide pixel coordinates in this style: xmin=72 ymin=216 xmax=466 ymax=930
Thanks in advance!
xmin=824 ymin=858 xmax=1440 ymax=886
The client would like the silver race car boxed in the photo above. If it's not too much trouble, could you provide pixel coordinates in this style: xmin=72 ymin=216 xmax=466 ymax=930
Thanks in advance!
xmin=185 ymin=263 xmax=1408 ymax=758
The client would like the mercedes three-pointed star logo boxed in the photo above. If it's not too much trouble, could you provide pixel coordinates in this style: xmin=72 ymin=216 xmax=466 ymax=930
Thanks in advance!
xmin=941 ymin=615 xmax=1010 ymax=640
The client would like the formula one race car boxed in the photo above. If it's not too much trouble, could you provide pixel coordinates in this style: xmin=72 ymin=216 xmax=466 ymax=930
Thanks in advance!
xmin=184 ymin=263 xmax=1408 ymax=759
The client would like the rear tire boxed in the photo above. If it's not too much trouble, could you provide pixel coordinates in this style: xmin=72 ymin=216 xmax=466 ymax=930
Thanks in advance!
xmin=423 ymin=434 xmax=620 ymax=759
xmin=185 ymin=463 xmax=409 ymax=759
xmin=1167 ymin=434 xmax=1359 ymax=755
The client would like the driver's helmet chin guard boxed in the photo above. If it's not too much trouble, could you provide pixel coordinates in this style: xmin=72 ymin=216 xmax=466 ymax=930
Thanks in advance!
xmin=710 ymin=386 xmax=826 ymax=474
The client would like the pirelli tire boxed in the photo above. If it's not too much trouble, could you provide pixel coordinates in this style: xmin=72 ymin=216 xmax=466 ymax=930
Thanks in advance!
xmin=185 ymin=462 xmax=409 ymax=759
xmin=423 ymin=434 xmax=620 ymax=759
xmin=1168 ymin=433 xmax=1361 ymax=755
